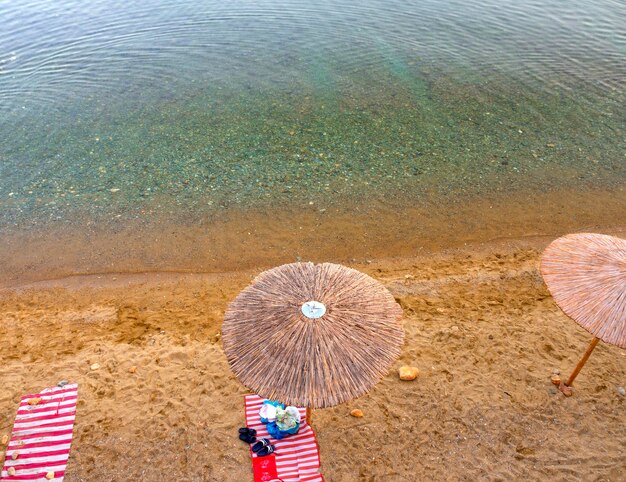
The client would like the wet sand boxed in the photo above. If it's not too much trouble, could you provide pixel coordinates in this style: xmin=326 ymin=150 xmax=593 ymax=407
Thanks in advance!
xmin=1 ymin=185 xmax=625 ymax=288
xmin=1 ymin=229 xmax=625 ymax=480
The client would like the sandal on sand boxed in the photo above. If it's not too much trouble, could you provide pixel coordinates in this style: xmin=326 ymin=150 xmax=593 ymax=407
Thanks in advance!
xmin=239 ymin=432 xmax=256 ymax=444
xmin=238 ymin=427 xmax=257 ymax=436
xmin=257 ymin=444 xmax=275 ymax=457
xmin=252 ymin=438 xmax=270 ymax=453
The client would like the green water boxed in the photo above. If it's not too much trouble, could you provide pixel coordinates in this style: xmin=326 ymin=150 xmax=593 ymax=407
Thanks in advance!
xmin=0 ymin=0 xmax=624 ymax=230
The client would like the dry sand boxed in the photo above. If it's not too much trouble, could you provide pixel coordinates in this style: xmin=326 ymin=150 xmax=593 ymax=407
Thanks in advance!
xmin=1 ymin=235 xmax=625 ymax=481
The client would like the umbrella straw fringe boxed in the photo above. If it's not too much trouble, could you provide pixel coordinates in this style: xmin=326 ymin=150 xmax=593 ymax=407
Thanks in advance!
xmin=540 ymin=233 xmax=626 ymax=349
xmin=222 ymin=262 xmax=404 ymax=408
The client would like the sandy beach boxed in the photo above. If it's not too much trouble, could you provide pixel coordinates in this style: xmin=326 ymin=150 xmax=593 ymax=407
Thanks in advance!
xmin=1 ymin=232 xmax=624 ymax=481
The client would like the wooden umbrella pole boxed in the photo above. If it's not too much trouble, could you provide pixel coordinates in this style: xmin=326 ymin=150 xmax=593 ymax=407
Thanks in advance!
xmin=565 ymin=336 xmax=600 ymax=387
xmin=306 ymin=407 xmax=312 ymax=426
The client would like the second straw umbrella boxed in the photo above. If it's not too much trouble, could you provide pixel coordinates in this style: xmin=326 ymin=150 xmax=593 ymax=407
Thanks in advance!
xmin=541 ymin=232 xmax=626 ymax=396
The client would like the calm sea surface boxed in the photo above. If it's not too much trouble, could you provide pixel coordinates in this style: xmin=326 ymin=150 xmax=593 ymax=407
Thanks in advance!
xmin=0 ymin=0 xmax=624 ymax=230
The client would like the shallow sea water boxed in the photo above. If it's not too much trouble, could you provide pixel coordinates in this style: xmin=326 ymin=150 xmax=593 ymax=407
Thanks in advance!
xmin=0 ymin=0 xmax=624 ymax=230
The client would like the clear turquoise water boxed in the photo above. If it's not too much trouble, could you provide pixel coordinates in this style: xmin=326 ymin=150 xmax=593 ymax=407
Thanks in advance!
xmin=0 ymin=0 xmax=624 ymax=229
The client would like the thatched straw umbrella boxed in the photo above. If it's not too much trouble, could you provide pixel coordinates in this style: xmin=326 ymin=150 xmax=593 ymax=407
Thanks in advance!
xmin=222 ymin=262 xmax=404 ymax=421
xmin=540 ymin=233 xmax=626 ymax=396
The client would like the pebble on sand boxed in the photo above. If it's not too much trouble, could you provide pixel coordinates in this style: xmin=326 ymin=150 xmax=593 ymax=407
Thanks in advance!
xmin=618 ymin=386 xmax=625 ymax=397
xmin=128 ymin=366 xmax=137 ymax=374
xmin=2 ymin=434 xmax=8 ymax=445
xmin=350 ymin=409 xmax=364 ymax=418
xmin=90 ymin=363 xmax=100 ymax=370
xmin=550 ymin=375 xmax=561 ymax=386
xmin=559 ymin=383 xmax=573 ymax=397
xmin=399 ymin=366 xmax=419 ymax=381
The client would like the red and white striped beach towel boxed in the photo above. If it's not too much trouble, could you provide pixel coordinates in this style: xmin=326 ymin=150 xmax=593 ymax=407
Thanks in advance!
xmin=244 ymin=395 xmax=323 ymax=482
xmin=1 ymin=384 xmax=78 ymax=482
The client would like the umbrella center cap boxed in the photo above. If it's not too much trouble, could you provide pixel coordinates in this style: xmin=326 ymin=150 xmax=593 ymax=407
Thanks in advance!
xmin=301 ymin=300 xmax=326 ymax=319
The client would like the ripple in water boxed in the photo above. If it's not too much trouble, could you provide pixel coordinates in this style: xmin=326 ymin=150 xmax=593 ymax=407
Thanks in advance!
xmin=0 ymin=0 xmax=624 ymax=228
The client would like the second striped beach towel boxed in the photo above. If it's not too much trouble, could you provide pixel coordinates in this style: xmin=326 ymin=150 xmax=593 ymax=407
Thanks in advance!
xmin=244 ymin=395 xmax=323 ymax=482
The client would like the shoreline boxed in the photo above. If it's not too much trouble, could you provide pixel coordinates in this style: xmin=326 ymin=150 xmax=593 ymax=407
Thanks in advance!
xmin=1 ymin=184 xmax=624 ymax=288
xmin=3 ymin=227 xmax=624 ymax=294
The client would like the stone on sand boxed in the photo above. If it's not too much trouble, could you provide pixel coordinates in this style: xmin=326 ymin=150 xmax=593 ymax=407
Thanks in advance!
xmin=399 ymin=366 xmax=419 ymax=381
xmin=2 ymin=434 xmax=8 ymax=445
xmin=350 ymin=409 xmax=364 ymax=418
xmin=90 ymin=363 xmax=100 ymax=370
xmin=128 ymin=366 xmax=137 ymax=374
xmin=550 ymin=374 xmax=561 ymax=386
